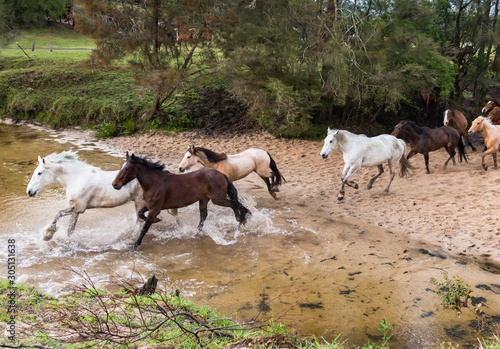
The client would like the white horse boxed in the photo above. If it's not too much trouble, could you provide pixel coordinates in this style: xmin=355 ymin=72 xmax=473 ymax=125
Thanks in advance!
xmin=178 ymin=145 xmax=286 ymax=199
xmin=320 ymin=128 xmax=412 ymax=200
xmin=26 ymin=151 xmax=146 ymax=240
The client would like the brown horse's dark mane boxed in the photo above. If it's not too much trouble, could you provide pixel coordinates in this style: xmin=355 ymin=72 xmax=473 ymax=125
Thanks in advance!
xmin=194 ymin=147 xmax=228 ymax=163
xmin=401 ymin=120 xmax=424 ymax=134
xmin=129 ymin=155 xmax=168 ymax=172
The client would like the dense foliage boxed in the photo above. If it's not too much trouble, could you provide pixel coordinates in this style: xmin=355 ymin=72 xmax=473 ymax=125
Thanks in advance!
xmin=1 ymin=0 xmax=500 ymax=138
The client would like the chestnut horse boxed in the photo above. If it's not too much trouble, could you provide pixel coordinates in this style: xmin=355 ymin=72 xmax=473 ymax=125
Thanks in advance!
xmin=391 ymin=120 xmax=466 ymax=173
xmin=112 ymin=153 xmax=250 ymax=248
xmin=443 ymin=108 xmax=476 ymax=151
xmin=468 ymin=117 xmax=500 ymax=170
xmin=481 ymin=99 xmax=500 ymax=125
xmin=421 ymin=86 xmax=441 ymax=127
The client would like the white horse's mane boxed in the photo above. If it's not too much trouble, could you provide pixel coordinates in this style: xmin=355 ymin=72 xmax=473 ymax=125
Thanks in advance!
xmin=43 ymin=151 xmax=87 ymax=165
xmin=328 ymin=128 xmax=367 ymax=138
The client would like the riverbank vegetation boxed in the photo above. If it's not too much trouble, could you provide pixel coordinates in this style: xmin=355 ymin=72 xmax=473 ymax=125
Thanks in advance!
xmin=2 ymin=271 xmax=500 ymax=349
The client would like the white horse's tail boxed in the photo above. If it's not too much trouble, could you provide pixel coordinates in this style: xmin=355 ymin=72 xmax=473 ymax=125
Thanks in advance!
xmin=397 ymin=139 xmax=413 ymax=177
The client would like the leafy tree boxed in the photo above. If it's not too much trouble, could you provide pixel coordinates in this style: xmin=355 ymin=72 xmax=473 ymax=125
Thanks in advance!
xmin=3 ymin=0 xmax=69 ymax=25
xmin=74 ymin=0 xmax=237 ymax=121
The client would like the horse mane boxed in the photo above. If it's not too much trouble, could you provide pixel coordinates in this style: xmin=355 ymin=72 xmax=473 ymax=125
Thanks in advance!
xmin=402 ymin=120 xmax=424 ymax=134
xmin=193 ymin=147 xmax=227 ymax=163
xmin=44 ymin=151 xmax=85 ymax=165
xmin=130 ymin=155 xmax=166 ymax=171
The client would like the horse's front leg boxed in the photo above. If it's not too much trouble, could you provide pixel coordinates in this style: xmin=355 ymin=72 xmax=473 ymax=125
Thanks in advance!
xmin=367 ymin=165 xmax=384 ymax=190
xmin=133 ymin=208 xmax=160 ymax=249
xmin=67 ymin=212 xmax=80 ymax=236
xmin=44 ymin=207 xmax=76 ymax=240
xmin=198 ymin=198 xmax=209 ymax=230
xmin=424 ymin=153 xmax=431 ymax=174
xmin=338 ymin=164 xmax=360 ymax=200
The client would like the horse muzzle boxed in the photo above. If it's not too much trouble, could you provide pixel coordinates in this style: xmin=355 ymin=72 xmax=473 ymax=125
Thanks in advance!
xmin=179 ymin=167 xmax=185 ymax=173
xmin=112 ymin=182 xmax=122 ymax=190
xmin=27 ymin=190 xmax=37 ymax=197
xmin=321 ymin=154 xmax=328 ymax=159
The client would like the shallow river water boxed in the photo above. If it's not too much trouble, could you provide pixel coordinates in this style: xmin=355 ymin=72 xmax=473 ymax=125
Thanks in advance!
xmin=1 ymin=123 xmax=499 ymax=348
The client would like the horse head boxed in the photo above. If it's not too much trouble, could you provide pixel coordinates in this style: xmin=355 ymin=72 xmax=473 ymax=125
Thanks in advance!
xmin=443 ymin=109 xmax=453 ymax=126
xmin=179 ymin=145 xmax=198 ymax=172
xmin=26 ymin=155 xmax=55 ymax=197
xmin=320 ymin=128 xmax=340 ymax=159
xmin=468 ymin=117 xmax=485 ymax=134
xmin=112 ymin=152 xmax=138 ymax=190
xmin=482 ymin=99 xmax=500 ymax=114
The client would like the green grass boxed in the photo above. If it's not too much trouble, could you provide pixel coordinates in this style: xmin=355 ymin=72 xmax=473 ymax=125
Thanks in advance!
xmin=1 ymin=23 xmax=95 ymax=62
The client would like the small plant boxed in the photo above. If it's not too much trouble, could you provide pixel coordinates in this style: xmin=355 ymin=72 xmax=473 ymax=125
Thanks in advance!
xmin=430 ymin=272 xmax=472 ymax=314
xmin=123 ymin=118 xmax=136 ymax=135
xmin=362 ymin=318 xmax=393 ymax=348
xmin=95 ymin=120 xmax=118 ymax=138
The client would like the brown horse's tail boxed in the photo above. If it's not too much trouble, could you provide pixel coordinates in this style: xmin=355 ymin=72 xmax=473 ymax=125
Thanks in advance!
xmin=224 ymin=175 xmax=251 ymax=224
xmin=457 ymin=137 xmax=467 ymax=163
xmin=267 ymin=152 xmax=286 ymax=187
xmin=399 ymin=154 xmax=414 ymax=177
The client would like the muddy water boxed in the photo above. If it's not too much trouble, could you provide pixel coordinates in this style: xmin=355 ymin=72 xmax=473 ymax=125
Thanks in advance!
xmin=1 ymin=123 xmax=500 ymax=348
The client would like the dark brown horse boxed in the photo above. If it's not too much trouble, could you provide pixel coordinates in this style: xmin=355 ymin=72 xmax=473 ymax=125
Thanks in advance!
xmin=421 ymin=86 xmax=441 ymax=127
xmin=391 ymin=120 xmax=466 ymax=173
xmin=112 ymin=153 xmax=250 ymax=248
xmin=443 ymin=108 xmax=476 ymax=151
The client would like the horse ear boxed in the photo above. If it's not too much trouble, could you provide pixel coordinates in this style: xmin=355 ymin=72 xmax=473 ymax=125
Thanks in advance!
xmin=125 ymin=151 xmax=129 ymax=158
xmin=130 ymin=153 xmax=135 ymax=160
xmin=38 ymin=155 xmax=43 ymax=164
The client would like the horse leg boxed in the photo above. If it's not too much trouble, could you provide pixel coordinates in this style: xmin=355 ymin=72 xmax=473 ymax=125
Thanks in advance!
xmin=443 ymin=147 xmax=456 ymax=167
xmin=67 ymin=212 xmax=80 ymax=236
xmin=367 ymin=165 xmax=384 ymax=190
xmin=44 ymin=206 xmax=76 ymax=240
xmin=262 ymin=177 xmax=277 ymax=200
xmin=384 ymin=161 xmax=397 ymax=193
xmin=338 ymin=165 xmax=360 ymax=200
xmin=133 ymin=208 xmax=160 ymax=249
xmin=198 ymin=198 xmax=209 ymax=230
xmin=424 ymin=153 xmax=431 ymax=174
xmin=464 ymin=133 xmax=476 ymax=151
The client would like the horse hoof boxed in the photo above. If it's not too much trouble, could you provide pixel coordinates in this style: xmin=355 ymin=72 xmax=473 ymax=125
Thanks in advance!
xmin=353 ymin=184 xmax=359 ymax=189
xmin=367 ymin=185 xmax=372 ymax=190
xmin=483 ymin=165 xmax=488 ymax=171
xmin=337 ymin=194 xmax=344 ymax=201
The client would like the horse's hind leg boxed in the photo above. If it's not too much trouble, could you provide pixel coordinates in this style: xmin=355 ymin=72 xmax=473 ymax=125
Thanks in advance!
xmin=384 ymin=161 xmax=397 ymax=193
xmin=367 ymin=165 xmax=384 ymax=190
xmin=262 ymin=177 xmax=277 ymax=199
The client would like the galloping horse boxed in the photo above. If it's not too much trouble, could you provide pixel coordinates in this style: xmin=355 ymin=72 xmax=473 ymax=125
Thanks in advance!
xmin=443 ymin=108 xmax=476 ymax=151
xmin=468 ymin=117 xmax=500 ymax=170
xmin=391 ymin=120 xmax=466 ymax=173
xmin=112 ymin=153 xmax=250 ymax=248
xmin=178 ymin=146 xmax=286 ymax=199
xmin=320 ymin=128 xmax=412 ymax=201
xmin=481 ymin=99 xmax=500 ymax=125
xmin=26 ymin=151 xmax=146 ymax=240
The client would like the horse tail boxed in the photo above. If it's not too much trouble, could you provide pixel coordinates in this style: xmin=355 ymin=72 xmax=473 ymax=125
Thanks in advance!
xmin=457 ymin=136 xmax=467 ymax=163
xmin=399 ymin=156 xmax=414 ymax=177
xmin=397 ymin=139 xmax=414 ymax=177
xmin=224 ymin=175 xmax=251 ymax=224
xmin=267 ymin=152 xmax=286 ymax=187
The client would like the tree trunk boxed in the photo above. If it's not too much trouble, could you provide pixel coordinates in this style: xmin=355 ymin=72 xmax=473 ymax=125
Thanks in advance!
xmin=141 ymin=94 xmax=163 ymax=121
